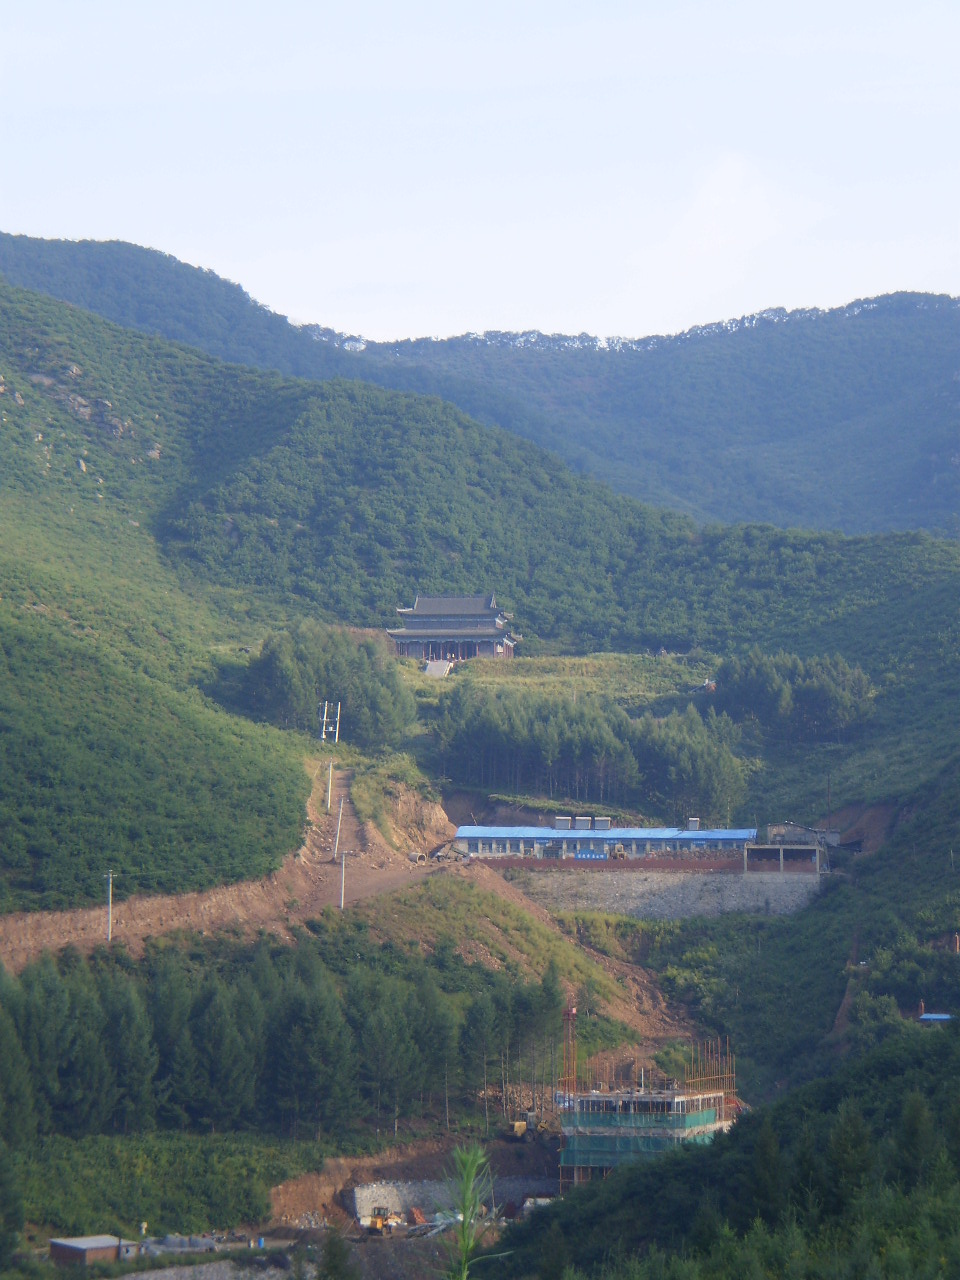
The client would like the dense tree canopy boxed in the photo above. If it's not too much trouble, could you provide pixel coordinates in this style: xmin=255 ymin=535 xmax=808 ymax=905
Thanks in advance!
xmin=436 ymin=684 xmax=746 ymax=823
xmin=239 ymin=623 xmax=415 ymax=750
xmin=714 ymin=646 xmax=875 ymax=742
xmin=0 ymin=921 xmax=592 ymax=1152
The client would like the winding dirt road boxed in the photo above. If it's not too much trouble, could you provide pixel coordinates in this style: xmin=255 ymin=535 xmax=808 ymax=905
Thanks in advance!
xmin=0 ymin=767 xmax=443 ymax=974
xmin=0 ymin=765 xmax=689 ymax=1057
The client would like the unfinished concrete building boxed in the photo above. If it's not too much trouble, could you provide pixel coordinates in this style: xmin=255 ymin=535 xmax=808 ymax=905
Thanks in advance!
xmin=559 ymin=1022 xmax=739 ymax=1190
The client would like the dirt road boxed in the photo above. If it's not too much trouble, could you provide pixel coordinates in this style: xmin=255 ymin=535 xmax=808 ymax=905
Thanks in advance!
xmin=0 ymin=763 xmax=690 ymax=1060
xmin=0 ymin=766 xmax=447 ymax=974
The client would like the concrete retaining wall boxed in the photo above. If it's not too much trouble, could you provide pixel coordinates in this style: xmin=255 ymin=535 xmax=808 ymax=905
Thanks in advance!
xmin=349 ymin=1176 xmax=556 ymax=1220
xmin=509 ymin=869 xmax=820 ymax=919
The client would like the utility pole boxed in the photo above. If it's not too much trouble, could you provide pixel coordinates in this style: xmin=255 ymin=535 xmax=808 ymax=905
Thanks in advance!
xmin=104 ymin=870 xmax=115 ymax=943
xmin=333 ymin=795 xmax=344 ymax=861
xmin=319 ymin=699 xmax=342 ymax=743
xmin=326 ymin=760 xmax=333 ymax=813
xmin=332 ymin=796 xmax=346 ymax=908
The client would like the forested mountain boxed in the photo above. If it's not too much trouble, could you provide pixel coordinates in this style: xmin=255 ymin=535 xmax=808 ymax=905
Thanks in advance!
xmin=2 ymin=271 xmax=960 ymax=919
xmin=4 ymin=256 xmax=960 ymax=1272
xmin=2 ymin=231 xmax=958 ymax=535
xmin=3 ymin=276 xmax=958 ymax=663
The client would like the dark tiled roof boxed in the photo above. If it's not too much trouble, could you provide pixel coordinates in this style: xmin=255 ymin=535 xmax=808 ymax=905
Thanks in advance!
xmin=400 ymin=593 xmax=497 ymax=616
xmin=388 ymin=626 xmax=517 ymax=641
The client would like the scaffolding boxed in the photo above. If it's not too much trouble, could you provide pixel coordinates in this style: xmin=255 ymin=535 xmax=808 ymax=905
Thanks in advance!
xmin=559 ymin=1037 xmax=740 ymax=1190
xmin=560 ymin=1004 xmax=577 ymax=1107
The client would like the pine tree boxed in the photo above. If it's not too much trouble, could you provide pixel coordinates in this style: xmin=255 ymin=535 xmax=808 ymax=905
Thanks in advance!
xmin=0 ymin=1140 xmax=24 ymax=1272
xmin=98 ymin=971 xmax=159 ymax=1132
xmin=0 ymin=1004 xmax=36 ymax=1149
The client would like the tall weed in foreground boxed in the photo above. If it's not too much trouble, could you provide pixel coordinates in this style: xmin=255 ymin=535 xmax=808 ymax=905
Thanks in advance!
xmin=444 ymin=1143 xmax=506 ymax=1280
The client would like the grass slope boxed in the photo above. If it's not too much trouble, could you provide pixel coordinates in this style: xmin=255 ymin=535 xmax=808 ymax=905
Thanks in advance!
xmin=352 ymin=874 xmax=628 ymax=1012
xmin=0 ymin=297 xmax=312 ymax=906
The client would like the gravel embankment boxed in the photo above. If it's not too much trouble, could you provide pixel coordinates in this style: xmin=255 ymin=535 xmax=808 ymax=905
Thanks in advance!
xmin=509 ymin=869 xmax=820 ymax=918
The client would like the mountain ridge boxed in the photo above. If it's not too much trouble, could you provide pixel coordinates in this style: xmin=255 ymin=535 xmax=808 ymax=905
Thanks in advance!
xmin=310 ymin=290 xmax=960 ymax=354
xmin=2 ymin=231 xmax=958 ymax=536
xmin=3 ymin=230 xmax=956 ymax=349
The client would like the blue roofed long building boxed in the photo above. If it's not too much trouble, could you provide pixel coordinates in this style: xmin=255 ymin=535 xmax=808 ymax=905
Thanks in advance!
xmin=455 ymin=816 xmax=756 ymax=861
xmin=452 ymin=815 xmax=824 ymax=873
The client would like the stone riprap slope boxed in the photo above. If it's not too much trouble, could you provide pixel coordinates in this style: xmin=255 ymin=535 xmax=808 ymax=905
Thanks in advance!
xmin=507 ymin=869 xmax=821 ymax=919
xmin=350 ymin=1177 xmax=557 ymax=1221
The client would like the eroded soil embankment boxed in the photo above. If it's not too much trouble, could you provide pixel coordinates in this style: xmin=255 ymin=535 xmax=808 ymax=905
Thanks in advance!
xmin=0 ymin=767 xmax=451 ymax=973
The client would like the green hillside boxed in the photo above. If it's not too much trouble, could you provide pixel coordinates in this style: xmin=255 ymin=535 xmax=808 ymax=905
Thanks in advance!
xmin=372 ymin=295 xmax=960 ymax=537
xmin=2 ymin=275 xmax=960 ymax=916
xmin=0 ymin=232 xmax=352 ymax=382
xmin=5 ymin=274 xmax=957 ymax=663
xmin=0 ymin=287 xmax=314 ymax=908
xmin=3 ymin=256 xmax=960 ymax=1273
xmin=0 ymin=482 xmax=309 ymax=910
xmin=498 ymin=1026 xmax=960 ymax=1279
xmin=0 ymin=272 xmax=958 ymax=1094
xmin=0 ymin=600 xmax=304 ymax=910
xmin=2 ymin=232 xmax=958 ymax=535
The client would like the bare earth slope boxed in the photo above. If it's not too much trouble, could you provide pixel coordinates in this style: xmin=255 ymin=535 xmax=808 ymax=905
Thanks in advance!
xmin=0 ymin=764 xmax=688 ymax=1051
xmin=0 ymin=766 xmax=449 ymax=973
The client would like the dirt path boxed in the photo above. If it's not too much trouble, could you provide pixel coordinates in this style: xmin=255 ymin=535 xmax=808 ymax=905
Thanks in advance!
xmin=829 ymin=920 xmax=863 ymax=1040
xmin=0 ymin=770 xmax=694 ymax=1071
xmin=824 ymin=798 xmax=898 ymax=1042
xmin=0 ymin=765 xmax=448 ymax=974
xmin=3 ymin=768 xmax=701 ymax=1280
xmin=0 ymin=765 xmax=691 ymax=1068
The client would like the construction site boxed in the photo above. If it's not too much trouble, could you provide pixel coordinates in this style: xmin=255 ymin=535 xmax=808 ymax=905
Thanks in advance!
xmin=300 ymin=1010 xmax=742 ymax=1244
xmin=558 ymin=1008 xmax=740 ymax=1190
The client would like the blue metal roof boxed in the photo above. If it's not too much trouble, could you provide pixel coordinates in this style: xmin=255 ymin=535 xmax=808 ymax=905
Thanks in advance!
xmin=455 ymin=825 xmax=757 ymax=842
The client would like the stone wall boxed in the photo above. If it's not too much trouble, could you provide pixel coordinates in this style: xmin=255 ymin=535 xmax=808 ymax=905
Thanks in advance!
xmin=509 ymin=869 xmax=820 ymax=919
xmin=350 ymin=1176 xmax=556 ymax=1221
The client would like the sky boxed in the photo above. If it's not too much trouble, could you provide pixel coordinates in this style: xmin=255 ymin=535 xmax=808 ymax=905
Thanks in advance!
xmin=3 ymin=1 xmax=959 ymax=341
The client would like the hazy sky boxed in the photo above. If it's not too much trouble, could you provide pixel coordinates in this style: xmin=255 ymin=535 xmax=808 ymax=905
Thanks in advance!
xmin=4 ymin=1 xmax=958 ymax=340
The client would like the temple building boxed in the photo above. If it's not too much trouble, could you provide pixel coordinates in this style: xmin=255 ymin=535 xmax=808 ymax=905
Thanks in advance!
xmin=388 ymin=593 xmax=519 ymax=660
